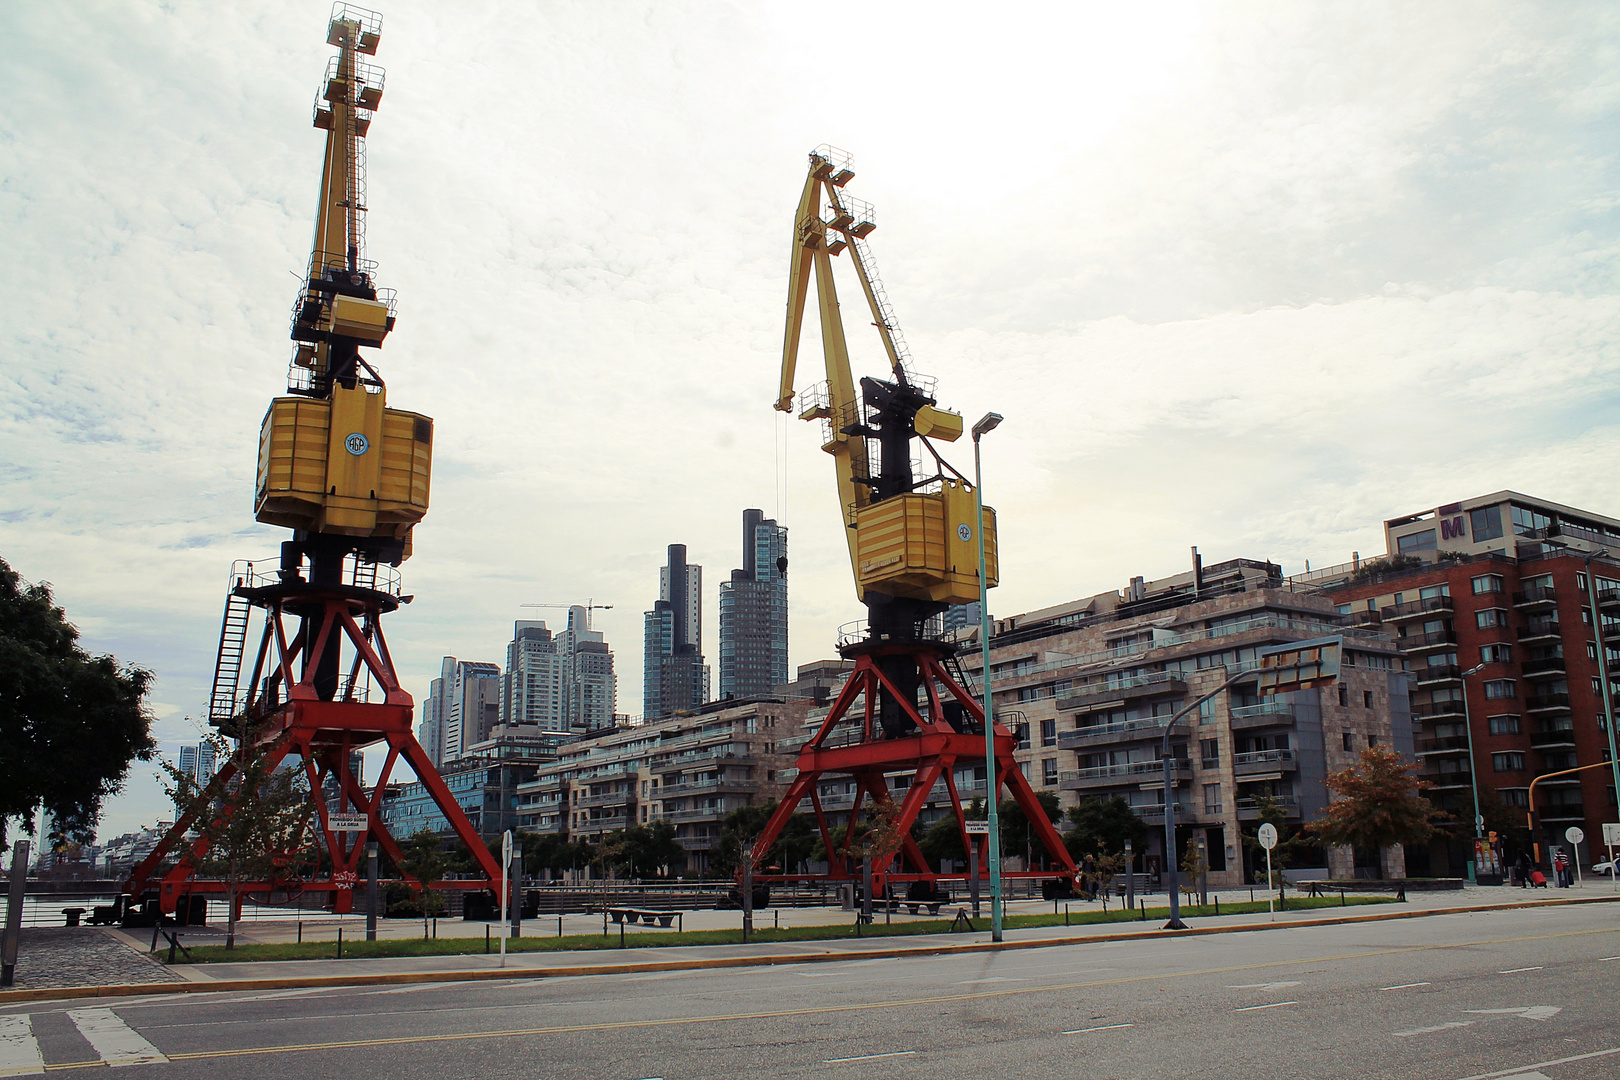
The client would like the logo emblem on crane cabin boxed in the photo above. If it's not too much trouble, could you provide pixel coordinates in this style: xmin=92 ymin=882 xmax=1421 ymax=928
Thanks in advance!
xmin=344 ymin=432 xmax=369 ymax=456
xmin=957 ymin=524 xmax=973 ymax=542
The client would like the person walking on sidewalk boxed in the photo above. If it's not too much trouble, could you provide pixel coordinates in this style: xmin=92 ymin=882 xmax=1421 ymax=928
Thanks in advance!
xmin=1553 ymin=847 xmax=1572 ymax=888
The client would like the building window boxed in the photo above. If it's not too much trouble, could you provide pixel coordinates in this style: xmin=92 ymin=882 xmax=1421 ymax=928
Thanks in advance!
xmin=1484 ymin=680 xmax=1516 ymax=700
xmin=1488 ymin=715 xmax=1522 ymax=736
xmin=1338 ymin=686 xmax=1349 ymax=706
xmin=1363 ymin=690 xmax=1374 ymax=708
xmin=1342 ymin=731 xmax=1354 ymax=751
xmin=1040 ymin=718 xmax=1057 ymax=747
xmin=1200 ymin=739 xmax=1219 ymax=769
xmin=1480 ymin=643 xmax=1513 ymax=664
xmin=1016 ymin=723 xmax=1031 ymax=750
xmin=1470 ymin=506 xmax=1505 ymax=542
xmin=1472 ymin=575 xmax=1504 ymax=594
xmin=1477 ymin=608 xmax=1508 ymax=629
xmin=1398 ymin=530 xmax=1437 ymax=555
xmin=1499 ymin=787 xmax=1530 ymax=807
xmin=1369 ymin=734 xmax=1379 ymax=747
xmin=1511 ymin=505 xmax=1550 ymax=536
xmin=1042 ymin=758 xmax=1059 ymax=786
xmin=1336 ymin=603 xmax=1352 ymax=615
xmin=1493 ymin=752 xmax=1526 ymax=772
xmin=1203 ymin=783 xmax=1222 ymax=815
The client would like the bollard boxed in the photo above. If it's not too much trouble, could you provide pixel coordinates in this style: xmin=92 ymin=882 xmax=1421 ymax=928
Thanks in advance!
xmin=558 ymin=916 xmax=563 ymax=938
xmin=1139 ymin=898 xmax=1145 ymax=921
xmin=485 ymin=926 xmax=490 ymax=954
xmin=1341 ymin=890 xmax=1346 ymax=907
xmin=619 ymin=920 xmax=625 ymax=948
xmin=1064 ymin=904 xmax=1069 ymax=927
xmin=775 ymin=909 xmax=780 ymax=931
xmin=297 ymin=921 xmax=302 ymax=944
xmin=1214 ymin=897 xmax=1219 ymax=916
xmin=336 ymin=927 xmax=343 ymax=960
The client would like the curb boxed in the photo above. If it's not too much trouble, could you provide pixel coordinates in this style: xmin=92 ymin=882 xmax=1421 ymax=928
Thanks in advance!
xmin=3 ymin=892 xmax=1615 ymax=1004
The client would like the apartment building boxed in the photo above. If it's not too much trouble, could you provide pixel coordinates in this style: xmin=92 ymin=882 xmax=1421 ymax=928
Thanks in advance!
xmin=953 ymin=557 xmax=1410 ymax=886
xmin=1311 ymin=491 xmax=1620 ymax=874
xmin=379 ymin=728 xmax=565 ymax=842
xmin=516 ymin=697 xmax=810 ymax=873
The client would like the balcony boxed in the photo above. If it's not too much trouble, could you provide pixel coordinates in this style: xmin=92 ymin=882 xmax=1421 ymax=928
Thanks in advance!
xmin=657 ymin=778 xmax=760 ymax=798
xmin=1229 ymin=702 xmax=1296 ymax=730
xmin=1415 ymin=664 xmax=1462 ymax=687
xmin=653 ymin=747 xmax=740 ymax=771
xmin=1513 ymin=586 xmax=1559 ymax=610
xmin=1421 ymin=768 xmax=1472 ymax=789
xmin=1519 ymin=622 xmax=1563 ymax=643
xmin=1526 ymin=693 xmax=1572 ymax=713
xmin=1397 ymin=630 xmax=1458 ymax=653
xmin=1521 ymin=656 xmax=1567 ymax=678
xmin=1233 ymin=748 xmax=1297 ymax=776
xmin=1539 ymin=806 xmax=1586 ymax=822
xmin=1381 ymin=596 xmax=1455 ymax=622
xmin=1059 ymin=760 xmax=1191 ymax=791
xmin=1410 ymin=700 xmax=1466 ymax=720
xmin=1529 ymin=727 xmax=1576 ymax=749
xmin=1236 ymin=796 xmax=1301 ymax=820
xmin=1345 ymin=610 xmax=1383 ymax=628
xmin=1137 ymin=803 xmax=1193 ymax=825
xmin=574 ymin=789 xmax=637 ymax=809
xmin=1596 ymin=587 xmax=1620 ymax=613
xmin=1415 ymin=736 xmax=1472 ymax=755
xmin=1056 ymin=672 xmax=1187 ymax=711
xmin=1058 ymin=718 xmax=1188 ymax=749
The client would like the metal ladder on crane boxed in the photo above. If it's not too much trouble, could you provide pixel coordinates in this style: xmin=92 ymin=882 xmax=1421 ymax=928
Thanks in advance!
xmin=208 ymin=591 xmax=254 ymax=726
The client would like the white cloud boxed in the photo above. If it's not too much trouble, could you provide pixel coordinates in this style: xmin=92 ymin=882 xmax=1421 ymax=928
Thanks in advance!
xmin=1 ymin=0 xmax=1616 ymax=837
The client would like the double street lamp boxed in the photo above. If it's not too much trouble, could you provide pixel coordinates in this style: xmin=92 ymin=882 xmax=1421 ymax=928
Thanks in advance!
xmin=972 ymin=411 xmax=1003 ymax=943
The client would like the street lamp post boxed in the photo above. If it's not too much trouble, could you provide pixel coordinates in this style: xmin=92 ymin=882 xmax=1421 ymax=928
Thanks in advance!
xmin=1458 ymin=661 xmax=1488 ymax=879
xmin=972 ymin=411 xmax=1003 ymax=943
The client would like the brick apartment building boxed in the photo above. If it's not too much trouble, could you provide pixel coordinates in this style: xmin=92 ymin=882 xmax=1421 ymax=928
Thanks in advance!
xmin=1305 ymin=491 xmax=1620 ymax=876
xmin=929 ymin=556 xmax=1411 ymax=887
xmin=516 ymin=697 xmax=810 ymax=874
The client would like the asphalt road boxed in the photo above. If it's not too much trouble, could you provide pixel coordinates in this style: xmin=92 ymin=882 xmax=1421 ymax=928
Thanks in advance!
xmin=3 ymin=905 xmax=1617 ymax=1079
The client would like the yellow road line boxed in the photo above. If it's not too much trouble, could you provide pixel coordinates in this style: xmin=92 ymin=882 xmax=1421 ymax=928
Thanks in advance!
xmin=40 ymin=925 xmax=1619 ymax=1069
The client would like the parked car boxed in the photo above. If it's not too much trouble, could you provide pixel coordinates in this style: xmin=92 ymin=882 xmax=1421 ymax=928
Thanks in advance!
xmin=1591 ymin=859 xmax=1617 ymax=877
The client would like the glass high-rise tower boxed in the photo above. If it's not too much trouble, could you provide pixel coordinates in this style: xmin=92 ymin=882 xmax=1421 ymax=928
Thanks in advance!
xmin=718 ymin=509 xmax=789 ymax=700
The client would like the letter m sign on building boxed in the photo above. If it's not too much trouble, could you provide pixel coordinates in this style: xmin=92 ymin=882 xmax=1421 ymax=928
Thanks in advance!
xmin=1440 ymin=516 xmax=1466 ymax=541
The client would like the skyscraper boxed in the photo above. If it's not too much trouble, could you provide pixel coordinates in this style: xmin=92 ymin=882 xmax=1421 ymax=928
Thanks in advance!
xmin=422 ymin=658 xmax=500 ymax=765
xmin=644 ymin=544 xmax=709 ymax=719
xmin=419 ymin=656 xmax=457 ymax=767
xmin=561 ymin=605 xmax=617 ymax=731
xmin=502 ymin=621 xmax=567 ymax=731
xmin=718 ymin=509 xmax=789 ymax=700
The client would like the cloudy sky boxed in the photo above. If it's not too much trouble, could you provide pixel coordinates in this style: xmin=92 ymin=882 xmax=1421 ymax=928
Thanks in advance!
xmin=3 ymin=1 xmax=1617 ymax=841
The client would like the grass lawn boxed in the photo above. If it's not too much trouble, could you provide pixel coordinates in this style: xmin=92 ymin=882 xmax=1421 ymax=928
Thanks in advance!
xmin=165 ymin=895 xmax=1396 ymax=964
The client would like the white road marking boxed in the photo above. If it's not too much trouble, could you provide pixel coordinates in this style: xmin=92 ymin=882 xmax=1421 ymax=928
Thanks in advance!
xmin=238 ymin=987 xmax=339 ymax=1002
xmin=1227 ymin=981 xmax=1302 ymax=991
xmin=1464 ymin=1006 xmax=1562 ymax=1022
xmin=1395 ymin=1021 xmax=1476 ymax=1037
xmin=1235 ymin=1001 xmax=1297 ymax=1012
xmin=954 ymin=977 xmax=1026 ymax=984
xmin=1454 ymin=1045 xmax=1620 ymax=1080
xmin=1063 ymin=1023 xmax=1135 ymax=1034
xmin=1497 ymin=966 xmax=1543 ymax=974
xmin=0 ymin=1015 xmax=44 ymax=1078
xmin=1379 ymin=982 xmax=1431 ymax=991
xmin=1492 ymin=1073 xmax=1552 ymax=1079
xmin=825 ymin=1051 xmax=917 ymax=1063
xmin=1600 ymin=955 xmax=1620 ymax=961
xmin=66 ymin=1008 xmax=169 ymax=1066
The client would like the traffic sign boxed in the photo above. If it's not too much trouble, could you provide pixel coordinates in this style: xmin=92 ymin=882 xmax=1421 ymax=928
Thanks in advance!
xmin=1603 ymin=823 xmax=1620 ymax=847
xmin=1566 ymin=826 xmax=1585 ymax=846
xmin=964 ymin=820 xmax=991 ymax=836
xmin=1258 ymin=823 xmax=1279 ymax=851
xmin=328 ymin=813 xmax=368 ymax=833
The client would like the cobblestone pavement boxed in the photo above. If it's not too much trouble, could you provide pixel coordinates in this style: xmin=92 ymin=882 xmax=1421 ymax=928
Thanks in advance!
xmin=5 ymin=927 xmax=181 ymax=989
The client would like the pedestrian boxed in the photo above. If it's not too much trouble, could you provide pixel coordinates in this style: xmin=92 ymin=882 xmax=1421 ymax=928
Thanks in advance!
xmin=1553 ymin=847 xmax=1571 ymax=888
xmin=1514 ymin=852 xmax=1531 ymax=888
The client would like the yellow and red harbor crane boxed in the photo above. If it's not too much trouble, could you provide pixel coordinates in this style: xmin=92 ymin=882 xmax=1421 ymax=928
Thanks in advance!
xmin=747 ymin=147 xmax=1076 ymax=900
xmin=127 ymin=4 xmax=502 ymax=918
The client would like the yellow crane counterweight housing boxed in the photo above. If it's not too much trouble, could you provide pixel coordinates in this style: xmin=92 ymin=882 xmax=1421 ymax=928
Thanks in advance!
xmin=853 ymin=481 xmax=997 ymax=603
xmin=255 ymin=382 xmax=431 ymax=553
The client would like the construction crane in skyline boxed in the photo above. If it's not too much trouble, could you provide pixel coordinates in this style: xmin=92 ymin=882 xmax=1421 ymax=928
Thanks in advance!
xmin=520 ymin=600 xmax=614 ymax=630
xmin=749 ymin=146 xmax=1075 ymax=901
xmin=126 ymin=4 xmax=502 ymax=919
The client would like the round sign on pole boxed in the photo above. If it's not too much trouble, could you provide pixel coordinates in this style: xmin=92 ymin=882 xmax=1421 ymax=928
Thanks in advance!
xmin=1566 ymin=826 xmax=1585 ymax=846
xmin=1258 ymin=823 xmax=1279 ymax=851
xmin=1475 ymin=814 xmax=1486 ymax=828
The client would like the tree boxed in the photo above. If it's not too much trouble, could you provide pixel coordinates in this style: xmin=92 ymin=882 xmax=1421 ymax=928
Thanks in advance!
xmin=997 ymin=791 xmax=1063 ymax=866
xmin=0 ymin=556 xmax=156 ymax=851
xmin=396 ymin=829 xmax=449 ymax=936
xmin=1309 ymin=747 xmax=1444 ymax=859
xmin=1240 ymin=794 xmax=1315 ymax=889
xmin=160 ymin=724 xmax=316 ymax=950
xmin=918 ymin=798 xmax=987 ymax=867
xmin=1064 ymin=796 xmax=1149 ymax=862
xmin=711 ymin=802 xmax=816 ymax=878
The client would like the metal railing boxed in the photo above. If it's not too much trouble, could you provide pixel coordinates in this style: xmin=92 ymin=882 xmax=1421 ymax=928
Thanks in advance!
xmin=1233 ymin=748 xmax=1296 ymax=767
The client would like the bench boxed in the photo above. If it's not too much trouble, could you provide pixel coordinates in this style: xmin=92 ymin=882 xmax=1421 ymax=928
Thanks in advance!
xmin=904 ymin=902 xmax=944 ymax=916
xmin=608 ymin=908 xmax=680 ymax=928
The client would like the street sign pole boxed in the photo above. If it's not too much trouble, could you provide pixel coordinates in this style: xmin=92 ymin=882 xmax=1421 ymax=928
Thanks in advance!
xmin=500 ymin=830 xmax=512 ymax=968
xmin=1 ymin=841 xmax=29 ymax=987
xmin=1566 ymin=827 xmax=1586 ymax=887
xmin=1259 ymin=823 xmax=1279 ymax=922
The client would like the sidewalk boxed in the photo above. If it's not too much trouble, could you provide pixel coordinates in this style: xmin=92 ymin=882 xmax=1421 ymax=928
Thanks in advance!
xmin=4 ymin=882 xmax=1611 ymax=1003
